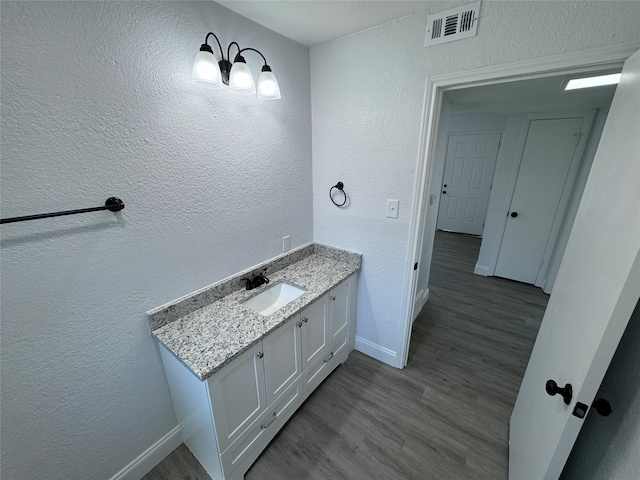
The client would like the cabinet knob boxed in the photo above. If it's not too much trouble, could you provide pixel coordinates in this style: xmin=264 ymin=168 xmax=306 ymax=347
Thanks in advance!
xmin=302 ymin=317 xmax=308 ymax=323
xmin=296 ymin=321 xmax=302 ymax=327
xmin=257 ymin=352 xmax=264 ymax=359
xmin=330 ymin=296 xmax=336 ymax=301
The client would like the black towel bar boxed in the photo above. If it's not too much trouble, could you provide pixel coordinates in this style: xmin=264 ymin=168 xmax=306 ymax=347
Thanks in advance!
xmin=0 ymin=197 xmax=125 ymax=224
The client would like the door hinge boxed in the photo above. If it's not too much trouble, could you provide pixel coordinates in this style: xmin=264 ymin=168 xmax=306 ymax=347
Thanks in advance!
xmin=414 ymin=262 xmax=418 ymax=271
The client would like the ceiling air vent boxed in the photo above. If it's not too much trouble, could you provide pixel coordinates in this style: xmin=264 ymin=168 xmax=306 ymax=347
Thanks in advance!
xmin=425 ymin=1 xmax=480 ymax=47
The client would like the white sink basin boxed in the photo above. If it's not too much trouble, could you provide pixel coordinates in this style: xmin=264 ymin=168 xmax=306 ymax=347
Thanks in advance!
xmin=243 ymin=282 xmax=305 ymax=316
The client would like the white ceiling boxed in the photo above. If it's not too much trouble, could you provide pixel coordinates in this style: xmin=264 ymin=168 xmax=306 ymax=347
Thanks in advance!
xmin=444 ymin=73 xmax=619 ymax=113
xmin=217 ymin=1 xmax=620 ymax=113
xmin=217 ymin=0 xmax=441 ymax=47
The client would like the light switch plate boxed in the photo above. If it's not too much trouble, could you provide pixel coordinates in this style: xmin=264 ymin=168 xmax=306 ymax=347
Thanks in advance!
xmin=386 ymin=199 xmax=399 ymax=218
xmin=283 ymin=236 xmax=291 ymax=252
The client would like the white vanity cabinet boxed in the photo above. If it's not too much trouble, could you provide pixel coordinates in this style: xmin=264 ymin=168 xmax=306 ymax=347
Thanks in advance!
xmin=262 ymin=312 xmax=302 ymax=404
xmin=216 ymin=319 xmax=302 ymax=477
xmin=207 ymin=342 xmax=268 ymax=452
xmin=328 ymin=278 xmax=350 ymax=341
xmin=301 ymin=278 xmax=353 ymax=395
xmin=299 ymin=295 xmax=328 ymax=369
xmin=158 ymin=273 xmax=357 ymax=480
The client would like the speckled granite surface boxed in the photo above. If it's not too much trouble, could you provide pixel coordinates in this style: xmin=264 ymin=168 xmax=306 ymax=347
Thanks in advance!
xmin=149 ymin=244 xmax=361 ymax=381
xmin=147 ymin=244 xmax=316 ymax=331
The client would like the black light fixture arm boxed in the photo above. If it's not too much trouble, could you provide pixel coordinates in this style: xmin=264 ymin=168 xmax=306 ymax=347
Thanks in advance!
xmin=195 ymin=30 xmax=281 ymax=99
xmin=227 ymin=41 xmax=242 ymax=62
xmin=202 ymin=32 xmax=225 ymax=60
xmin=201 ymin=33 xmax=273 ymax=85
xmin=239 ymin=47 xmax=268 ymax=66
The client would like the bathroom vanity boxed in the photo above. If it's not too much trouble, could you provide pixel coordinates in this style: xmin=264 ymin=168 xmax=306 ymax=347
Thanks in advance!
xmin=148 ymin=244 xmax=360 ymax=480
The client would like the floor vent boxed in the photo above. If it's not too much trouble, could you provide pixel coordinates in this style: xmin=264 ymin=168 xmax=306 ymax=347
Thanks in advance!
xmin=425 ymin=1 xmax=481 ymax=47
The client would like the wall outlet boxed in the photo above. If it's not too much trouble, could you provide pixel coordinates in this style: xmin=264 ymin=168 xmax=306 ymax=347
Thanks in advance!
xmin=386 ymin=199 xmax=399 ymax=218
xmin=283 ymin=236 xmax=291 ymax=252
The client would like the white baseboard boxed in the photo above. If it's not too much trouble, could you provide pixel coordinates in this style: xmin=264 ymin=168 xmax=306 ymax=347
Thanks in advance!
xmin=474 ymin=263 xmax=492 ymax=276
xmin=355 ymin=336 xmax=398 ymax=367
xmin=413 ymin=288 xmax=429 ymax=322
xmin=110 ymin=426 xmax=182 ymax=480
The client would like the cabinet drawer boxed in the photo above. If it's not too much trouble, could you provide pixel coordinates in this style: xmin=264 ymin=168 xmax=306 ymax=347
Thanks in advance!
xmin=221 ymin=381 xmax=302 ymax=476
xmin=302 ymin=331 xmax=349 ymax=396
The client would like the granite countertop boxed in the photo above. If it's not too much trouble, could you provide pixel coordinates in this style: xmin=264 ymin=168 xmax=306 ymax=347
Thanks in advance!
xmin=150 ymin=245 xmax=360 ymax=381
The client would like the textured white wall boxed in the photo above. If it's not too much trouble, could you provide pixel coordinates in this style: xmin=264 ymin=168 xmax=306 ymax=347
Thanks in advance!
xmin=0 ymin=2 xmax=311 ymax=479
xmin=310 ymin=1 xmax=640 ymax=363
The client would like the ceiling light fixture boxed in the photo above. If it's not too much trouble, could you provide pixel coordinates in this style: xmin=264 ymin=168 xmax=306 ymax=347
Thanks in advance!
xmin=192 ymin=32 xmax=281 ymax=100
xmin=564 ymin=73 xmax=621 ymax=90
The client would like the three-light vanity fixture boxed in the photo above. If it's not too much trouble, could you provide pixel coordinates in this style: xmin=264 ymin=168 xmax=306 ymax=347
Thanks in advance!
xmin=192 ymin=32 xmax=281 ymax=100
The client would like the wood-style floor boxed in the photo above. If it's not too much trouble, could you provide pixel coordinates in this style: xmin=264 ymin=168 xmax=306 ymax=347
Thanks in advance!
xmin=143 ymin=231 xmax=549 ymax=480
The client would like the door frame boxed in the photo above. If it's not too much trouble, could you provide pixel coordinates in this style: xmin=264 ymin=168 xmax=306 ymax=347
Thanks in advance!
xmin=491 ymin=110 xmax=595 ymax=286
xmin=397 ymin=42 xmax=640 ymax=368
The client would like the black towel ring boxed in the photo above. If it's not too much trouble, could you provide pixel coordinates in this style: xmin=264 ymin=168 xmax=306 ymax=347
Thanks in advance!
xmin=329 ymin=182 xmax=347 ymax=207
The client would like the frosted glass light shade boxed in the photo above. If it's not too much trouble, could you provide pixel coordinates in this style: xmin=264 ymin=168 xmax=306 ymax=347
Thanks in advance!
xmin=192 ymin=51 xmax=222 ymax=89
xmin=229 ymin=61 xmax=256 ymax=95
xmin=257 ymin=70 xmax=281 ymax=100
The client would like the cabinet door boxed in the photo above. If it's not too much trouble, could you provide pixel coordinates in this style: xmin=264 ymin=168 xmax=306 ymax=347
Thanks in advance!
xmin=207 ymin=342 xmax=267 ymax=452
xmin=300 ymin=296 xmax=328 ymax=370
xmin=262 ymin=317 xmax=301 ymax=404
xmin=328 ymin=279 xmax=350 ymax=342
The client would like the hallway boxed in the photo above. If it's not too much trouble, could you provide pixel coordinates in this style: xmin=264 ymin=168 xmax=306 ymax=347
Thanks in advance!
xmin=144 ymin=231 xmax=549 ymax=479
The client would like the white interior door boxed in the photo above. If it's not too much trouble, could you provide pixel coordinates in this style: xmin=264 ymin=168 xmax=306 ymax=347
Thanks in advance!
xmin=437 ymin=133 xmax=500 ymax=236
xmin=495 ymin=117 xmax=587 ymax=284
xmin=509 ymin=49 xmax=640 ymax=480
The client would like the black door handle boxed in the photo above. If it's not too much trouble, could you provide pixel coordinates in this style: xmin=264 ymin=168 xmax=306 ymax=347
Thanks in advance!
xmin=510 ymin=211 xmax=519 ymax=218
xmin=593 ymin=398 xmax=612 ymax=416
xmin=546 ymin=379 xmax=573 ymax=404
xmin=572 ymin=398 xmax=613 ymax=419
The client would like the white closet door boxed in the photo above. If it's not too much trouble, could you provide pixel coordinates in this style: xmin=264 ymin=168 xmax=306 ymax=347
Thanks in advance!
xmin=495 ymin=117 xmax=584 ymax=284
xmin=437 ymin=133 xmax=500 ymax=236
